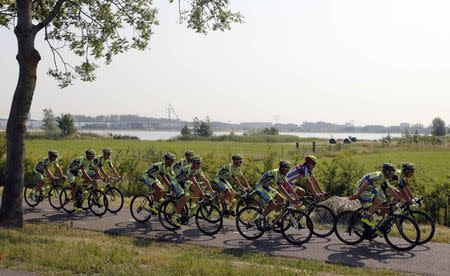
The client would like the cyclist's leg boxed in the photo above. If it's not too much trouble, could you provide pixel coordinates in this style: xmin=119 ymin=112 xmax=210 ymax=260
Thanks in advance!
xmin=171 ymin=180 xmax=187 ymax=214
xmin=33 ymin=169 xmax=45 ymax=192
xmin=293 ymin=185 xmax=305 ymax=198
xmin=255 ymin=186 xmax=278 ymax=217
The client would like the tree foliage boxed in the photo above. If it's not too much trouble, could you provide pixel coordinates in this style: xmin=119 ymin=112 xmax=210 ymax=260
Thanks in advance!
xmin=57 ymin=113 xmax=77 ymax=136
xmin=431 ymin=117 xmax=447 ymax=136
xmin=0 ymin=0 xmax=243 ymax=87
xmin=41 ymin=108 xmax=59 ymax=136
xmin=193 ymin=117 xmax=213 ymax=137
xmin=180 ymin=125 xmax=191 ymax=137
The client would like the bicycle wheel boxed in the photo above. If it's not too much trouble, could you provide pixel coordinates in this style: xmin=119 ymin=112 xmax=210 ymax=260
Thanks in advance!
xmin=195 ymin=202 xmax=223 ymax=235
xmin=281 ymin=209 xmax=313 ymax=245
xmin=88 ymin=189 xmax=108 ymax=217
xmin=383 ymin=214 xmax=419 ymax=251
xmin=130 ymin=194 xmax=154 ymax=223
xmin=105 ymin=187 xmax=124 ymax=213
xmin=235 ymin=206 xmax=265 ymax=240
xmin=158 ymin=199 xmax=180 ymax=231
xmin=409 ymin=211 xmax=435 ymax=245
xmin=59 ymin=187 xmax=75 ymax=214
xmin=24 ymin=186 xmax=41 ymax=207
xmin=236 ymin=196 xmax=261 ymax=214
xmin=307 ymin=204 xmax=336 ymax=238
xmin=48 ymin=185 xmax=63 ymax=210
xmin=334 ymin=211 xmax=365 ymax=245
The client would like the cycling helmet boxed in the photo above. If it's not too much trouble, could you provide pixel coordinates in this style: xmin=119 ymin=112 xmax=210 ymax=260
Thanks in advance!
xmin=185 ymin=150 xmax=195 ymax=158
xmin=402 ymin=162 xmax=415 ymax=172
xmin=190 ymin=155 xmax=202 ymax=164
xmin=48 ymin=149 xmax=59 ymax=157
xmin=232 ymin=154 xmax=243 ymax=161
xmin=279 ymin=160 xmax=291 ymax=169
xmin=382 ymin=163 xmax=396 ymax=172
xmin=305 ymin=155 xmax=317 ymax=164
xmin=85 ymin=149 xmax=96 ymax=156
xmin=102 ymin=147 xmax=112 ymax=154
xmin=163 ymin=152 xmax=176 ymax=161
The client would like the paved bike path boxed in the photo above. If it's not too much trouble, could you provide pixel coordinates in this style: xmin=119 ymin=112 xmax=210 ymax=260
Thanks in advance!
xmin=21 ymin=202 xmax=450 ymax=276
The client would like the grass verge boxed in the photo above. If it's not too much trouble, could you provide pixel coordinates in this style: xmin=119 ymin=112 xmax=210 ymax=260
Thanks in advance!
xmin=0 ymin=223 xmax=410 ymax=275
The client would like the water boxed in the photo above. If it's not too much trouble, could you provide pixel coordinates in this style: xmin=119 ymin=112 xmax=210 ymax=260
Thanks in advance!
xmin=80 ymin=129 xmax=401 ymax=141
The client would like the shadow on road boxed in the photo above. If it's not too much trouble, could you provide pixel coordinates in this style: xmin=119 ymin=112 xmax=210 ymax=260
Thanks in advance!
xmin=325 ymin=242 xmax=417 ymax=267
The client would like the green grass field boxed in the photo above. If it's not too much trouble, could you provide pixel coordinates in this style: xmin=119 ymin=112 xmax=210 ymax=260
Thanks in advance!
xmin=0 ymin=223 xmax=410 ymax=276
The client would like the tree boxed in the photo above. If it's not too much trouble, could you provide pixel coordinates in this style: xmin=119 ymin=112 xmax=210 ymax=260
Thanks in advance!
xmin=431 ymin=117 xmax=447 ymax=136
xmin=180 ymin=125 xmax=191 ymax=137
xmin=41 ymin=108 xmax=58 ymax=136
xmin=193 ymin=117 xmax=213 ymax=137
xmin=57 ymin=113 xmax=76 ymax=136
xmin=0 ymin=0 xmax=243 ymax=227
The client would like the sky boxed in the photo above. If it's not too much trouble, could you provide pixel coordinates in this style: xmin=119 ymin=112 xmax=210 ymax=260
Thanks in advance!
xmin=0 ymin=0 xmax=449 ymax=126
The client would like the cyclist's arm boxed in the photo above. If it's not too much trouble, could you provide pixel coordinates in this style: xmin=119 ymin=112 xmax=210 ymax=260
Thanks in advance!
xmin=55 ymin=164 xmax=66 ymax=179
xmin=349 ymin=180 xmax=370 ymax=200
xmin=199 ymin=175 xmax=214 ymax=193
xmin=189 ymin=176 xmax=205 ymax=196
xmin=400 ymin=186 xmax=414 ymax=202
xmin=278 ymin=182 xmax=297 ymax=203
xmin=238 ymin=175 xmax=251 ymax=189
xmin=160 ymin=175 xmax=172 ymax=189
xmin=386 ymin=186 xmax=402 ymax=202
xmin=231 ymin=175 xmax=245 ymax=190
xmin=99 ymin=167 xmax=111 ymax=180
xmin=110 ymin=164 xmax=120 ymax=177
xmin=44 ymin=167 xmax=55 ymax=181
xmin=81 ymin=168 xmax=94 ymax=183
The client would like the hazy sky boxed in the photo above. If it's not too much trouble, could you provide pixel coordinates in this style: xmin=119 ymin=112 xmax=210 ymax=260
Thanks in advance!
xmin=1 ymin=0 xmax=449 ymax=126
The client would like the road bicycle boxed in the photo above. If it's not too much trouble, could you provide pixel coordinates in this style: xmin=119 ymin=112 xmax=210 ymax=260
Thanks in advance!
xmin=334 ymin=202 xmax=420 ymax=251
xmin=236 ymin=200 xmax=314 ymax=245
xmin=24 ymin=177 xmax=64 ymax=210
xmin=59 ymin=182 xmax=108 ymax=217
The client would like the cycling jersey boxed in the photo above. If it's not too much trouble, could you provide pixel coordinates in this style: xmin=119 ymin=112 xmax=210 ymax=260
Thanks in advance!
xmin=173 ymin=158 xmax=189 ymax=174
xmin=67 ymin=156 xmax=92 ymax=174
xmin=176 ymin=165 xmax=204 ymax=184
xmin=354 ymin=171 xmax=391 ymax=203
xmin=92 ymin=155 xmax=113 ymax=169
xmin=257 ymin=169 xmax=287 ymax=188
xmin=34 ymin=157 xmax=59 ymax=174
xmin=214 ymin=163 xmax=243 ymax=181
xmin=144 ymin=162 xmax=174 ymax=179
xmin=286 ymin=163 xmax=314 ymax=184
xmin=392 ymin=169 xmax=408 ymax=189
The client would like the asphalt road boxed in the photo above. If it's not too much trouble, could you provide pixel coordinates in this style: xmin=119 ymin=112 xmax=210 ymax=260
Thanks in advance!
xmin=14 ymin=202 xmax=450 ymax=276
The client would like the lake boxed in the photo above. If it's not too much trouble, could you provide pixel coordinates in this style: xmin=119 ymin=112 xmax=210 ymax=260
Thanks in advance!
xmin=80 ymin=130 xmax=402 ymax=141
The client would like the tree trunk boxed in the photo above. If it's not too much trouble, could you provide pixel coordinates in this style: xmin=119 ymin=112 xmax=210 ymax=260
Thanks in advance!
xmin=0 ymin=0 xmax=40 ymax=228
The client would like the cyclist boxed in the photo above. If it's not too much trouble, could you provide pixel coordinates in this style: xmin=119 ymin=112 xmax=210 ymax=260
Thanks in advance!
xmin=141 ymin=152 xmax=176 ymax=212
xmin=91 ymin=147 xmax=121 ymax=182
xmin=66 ymin=149 xmax=98 ymax=210
xmin=349 ymin=163 xmax=402 ymax=226
xmin=211 ymin=154 xmax=252 ymax=215
xmin=392 ymin=162 xmax=416 ymax=203
xmin=286 ymin=155 xmax=325 ymax=198
xmin=171 ymin=155 xmax=215 ymax=226
xmin=33 ymin=149 xmax=66 ymax=192
xmin=255 ymin=160 xmax=301 ymax=218
xmin=173 ymin=150 xmax=195 ymax=175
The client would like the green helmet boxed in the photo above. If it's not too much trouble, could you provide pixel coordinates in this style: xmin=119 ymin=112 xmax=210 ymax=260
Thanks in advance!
xmin=48 ymin=149 xmax=59 ymax=157
xmin=185 ymin=150 xmax=195 ymax=158
xmin=232 ymin=154 xmax=243 ymax=161
xmin=102 ymin=147 xmax=112 ymax=154
xmin=163 ymin=152 xmax=176 ymax=162
xmin=279 ymin=160 xmax=291 ymax=169
xmin=190 ymin=155 xmax=202 ymax=164
xmin=382 ymin=163 xmax=396 ymax=172
xmin=85 ymin=149 xmax=96 ymax=156
xmin=402 ymin=162 xmax=415 ymax=172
